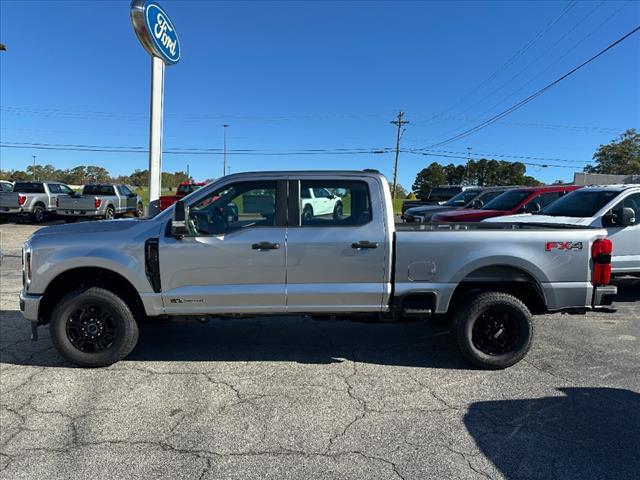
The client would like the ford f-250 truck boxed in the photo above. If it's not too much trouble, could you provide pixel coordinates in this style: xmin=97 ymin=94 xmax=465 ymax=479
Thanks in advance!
xmin=20 ymin=171 xmax=616 ymax=369
xmin=56 ymin=183 xmax=144 ymax=221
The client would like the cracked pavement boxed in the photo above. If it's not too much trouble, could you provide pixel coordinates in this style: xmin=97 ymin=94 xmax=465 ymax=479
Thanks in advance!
xmin=1 ymin=222 xmax=639 ymax=479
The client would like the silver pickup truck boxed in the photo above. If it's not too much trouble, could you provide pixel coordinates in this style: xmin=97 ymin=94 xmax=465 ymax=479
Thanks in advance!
xmin=56 ymin=183 xmax=144 ymax=221
xmin=20 ymin=170 xmax=616 ymax=369
xmin=0 ymin=181 xmax=75 ymax=222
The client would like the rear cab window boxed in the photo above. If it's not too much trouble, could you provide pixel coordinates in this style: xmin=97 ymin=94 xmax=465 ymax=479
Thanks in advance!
xmin=83 ymin=185 xmax=116 ymax=196
xmin=13 ymin=182 xmax=45 ymax=194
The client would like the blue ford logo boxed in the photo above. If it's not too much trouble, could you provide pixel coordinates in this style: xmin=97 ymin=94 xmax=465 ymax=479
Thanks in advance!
xmin=131 ymin=0 xmax=181 ymax=65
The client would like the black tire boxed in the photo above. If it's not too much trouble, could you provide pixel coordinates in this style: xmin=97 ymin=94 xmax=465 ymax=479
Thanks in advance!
xmin=64 ymin=217 xmax=78 ymax=223
xmin=49 ymin=287 xmax=139 ymax=367
xmin=452 ymin=292 xmax=533 ymax=370
xmin=333 ymin=202 xmax=343 ymax=220
xmin=134 ymin=202 xmax=144 ymax=218
xmin=105 ymin=205 xmax=115 ymax=220
xmin=302 ymin=205 xmax=313 ymax=223
xmin=31 ymin=203 xmax=46 ymax=223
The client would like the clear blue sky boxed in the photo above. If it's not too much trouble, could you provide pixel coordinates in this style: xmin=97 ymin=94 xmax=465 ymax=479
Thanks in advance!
xmin=1 ymin=0 xmax=639 ymax=188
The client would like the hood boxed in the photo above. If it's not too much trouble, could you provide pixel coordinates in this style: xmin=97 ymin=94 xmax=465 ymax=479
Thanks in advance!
xmin=483 ymin=214 xmax=590 ymax=226
xmin=405 ymin=205 xmax=450 ymax=215
xmin=433 ymin=209 xmax=504 ymax=222
xmin=32 ymin=218 xmax=144 ymax=237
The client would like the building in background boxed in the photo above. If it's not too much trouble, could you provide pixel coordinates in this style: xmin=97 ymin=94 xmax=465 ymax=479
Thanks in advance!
xmin=574 ymin=173 xmax=640 ymax=185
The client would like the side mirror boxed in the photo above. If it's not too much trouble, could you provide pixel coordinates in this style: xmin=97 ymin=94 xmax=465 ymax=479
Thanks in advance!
xmin=472 ymin=199 xmax=484 ymax=208
xmin=171 ymin=200 xmax=189 ymax=238
xmin=621 ymin=207 xmax=636 ymax=227
xmin=525 ymin=202 xmax=541 ymax=214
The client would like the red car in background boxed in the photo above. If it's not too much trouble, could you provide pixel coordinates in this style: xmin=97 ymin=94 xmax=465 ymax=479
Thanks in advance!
xmin=159 ymin=181 xmax=206 ymax=211
xmin=431 ymin=185 xmax=581 ymax=222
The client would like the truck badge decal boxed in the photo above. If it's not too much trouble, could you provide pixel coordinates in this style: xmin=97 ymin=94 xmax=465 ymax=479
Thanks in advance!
xmin=545 ymin=241 xmax=583 ymax=252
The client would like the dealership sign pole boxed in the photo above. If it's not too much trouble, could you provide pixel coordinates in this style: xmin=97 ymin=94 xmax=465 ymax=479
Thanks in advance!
xmin=130 ymin=0 xmax=180 ymax=216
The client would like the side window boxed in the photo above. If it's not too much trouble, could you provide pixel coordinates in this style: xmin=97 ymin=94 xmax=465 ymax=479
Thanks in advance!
xmin=617 ymin=193 xmax=640 ymax=225
xmin=59 ymin=185 xmax=74 ymax=195
xmin=299 ymin=180 xmax=371 ymax=226
xmin=47 ymin=184 xmax=60 ymax=194
xmin=119 ymin=185 xmax=133 ymax=196
xmin=527 ymin=192 xmax=560 ymax=211
xmin=188 ymin=181 xmax=278 ymax=236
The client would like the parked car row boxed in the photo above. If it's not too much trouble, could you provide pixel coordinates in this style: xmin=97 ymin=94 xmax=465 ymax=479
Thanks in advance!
xmin=0 ymin=181 xmax=143 ymax=223
xmin=403 ymin=183 xmax=640 ymax=277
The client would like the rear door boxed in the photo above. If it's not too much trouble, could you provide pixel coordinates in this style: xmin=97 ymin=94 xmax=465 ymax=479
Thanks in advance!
xmin=46 ymin=183 xmax=61 ymax=210
xmin=286 ymin=177 xmax=388 ymax=312
xmin=159 ymin=179 xmax=288 ymax=314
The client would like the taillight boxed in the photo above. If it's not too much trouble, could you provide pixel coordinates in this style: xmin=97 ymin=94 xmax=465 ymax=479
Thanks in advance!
xmin=592 ymin=238 xmax=612 ymax=286
xmin=95 ymin=197 xmax=102 ymax=209
xmin=18 ymin=194 xmax=26 ymax=206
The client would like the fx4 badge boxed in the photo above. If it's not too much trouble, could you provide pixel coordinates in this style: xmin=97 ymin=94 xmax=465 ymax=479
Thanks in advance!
xmin=545 ymin=241 xmax=583 ymax=252
xmin=170 ymin=298 xmax=204 ymax=304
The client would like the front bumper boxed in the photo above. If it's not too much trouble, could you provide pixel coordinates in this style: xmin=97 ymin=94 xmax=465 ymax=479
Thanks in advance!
xmin=19 ymin=289 xmax=42 ymax=321
xmin=592 ymin=284 xmax=617 ymax=309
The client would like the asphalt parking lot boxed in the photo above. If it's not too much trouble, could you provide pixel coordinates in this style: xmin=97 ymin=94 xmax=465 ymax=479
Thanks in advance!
xmin=1 ymin=220 xmax=639 ymax=480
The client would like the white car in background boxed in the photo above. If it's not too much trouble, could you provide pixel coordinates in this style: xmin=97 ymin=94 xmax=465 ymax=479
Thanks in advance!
xmin=0 ymin=180 xmax=13 ymax=192
xmin=485 ymin=184 xmax=640 ymax=277
xmin=300 ymin=186 xmax=343 ymax=222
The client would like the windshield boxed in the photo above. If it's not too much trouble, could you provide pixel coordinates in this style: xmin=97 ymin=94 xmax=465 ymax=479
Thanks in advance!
xmin=541 ymin=190 xmax=619 ymax=217
xmin=177 ymin=184 xmax=202 ymax=195
xmin=482 ymin=189 xmax=530 ymax=211
xmin=13 ymin=182 xmax=44 ymax=193
xmin=444 ymin=190 xmax=481 ymax=207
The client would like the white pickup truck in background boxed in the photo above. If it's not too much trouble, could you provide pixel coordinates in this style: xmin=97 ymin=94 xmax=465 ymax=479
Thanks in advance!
xmin=485 ymin=184 xmax=640 ymax=276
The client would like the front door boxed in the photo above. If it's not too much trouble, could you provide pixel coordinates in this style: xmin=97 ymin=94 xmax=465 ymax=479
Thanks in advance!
xmin=159 ymin=179 xmax=288 ymax=314
xmin=285 ymin=177 xmax=389 ymax=313
xmin=599 ymin=193 xmax=640 ymax=273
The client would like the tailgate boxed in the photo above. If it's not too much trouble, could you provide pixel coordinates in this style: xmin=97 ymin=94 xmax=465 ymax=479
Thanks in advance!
xmin=57 ymin=195 xmax=97 ymax=211
xmin=0 ymin=192 xmax=19 ymax=209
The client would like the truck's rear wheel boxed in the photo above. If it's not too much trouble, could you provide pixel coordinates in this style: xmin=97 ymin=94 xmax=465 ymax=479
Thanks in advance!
xmin=105 ymin=206 xmax=115 ymax=220
xmin=31 ymin=204 xmax=46 ymax=223
xmin=452 ymin=292 xmax=533 ymax=370
xmin=135 ymin=202 xmax=144 ymax=218
xmin=50 ymin=287 xmax=139 ymax=367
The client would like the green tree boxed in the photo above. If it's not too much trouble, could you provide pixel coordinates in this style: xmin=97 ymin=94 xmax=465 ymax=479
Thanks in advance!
xmin=584 ymin=129 xmax=640 ymax=175
xmin=389 ymin=182 xmax=408 ymax=199
xmin=130 ymin=169 xmax=149 ymax=186
xmin=412 ymin=163 xmax=447 ymax=199
xmin=443 ymin=164 xmax=467 ymax=185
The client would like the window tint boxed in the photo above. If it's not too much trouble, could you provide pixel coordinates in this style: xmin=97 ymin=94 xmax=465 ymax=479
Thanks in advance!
xmin=47 ymin=184 xmax=61 ymax=194
xmin=542 ymin=190 xmax=619 ymax=217
xmin=300 ymin=188 xmax=311 ymax=199
xmin=83 ymin=185 xmax=115 ymax=196
xmin=188 ymin=181 xmax=277 ymax=235
xmin=59 ymin=185 xmax=74 ymax=195
xmin=299 ymin=180 xmax=371 ymax=226
xmin=120 ymin=185 xmax=133 ymax=196
xmin=534 ymin=192 xmax=562 ymax=208
xmin=0 ymin=183 xmax=11 ymax=192
xmin=428 ymin=187 xmax=462 ymax=202
xmin=13 ymin=182 xmax=45 ymax=194
xmin=482 ymin=189 xmax=530 ymax=211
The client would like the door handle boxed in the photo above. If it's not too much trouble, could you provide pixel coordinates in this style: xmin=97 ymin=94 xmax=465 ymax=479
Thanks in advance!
xmin=352 ymin=241 xmax=379 ymax=249
xmin=252 ymin=241 xmax=280 ymax=250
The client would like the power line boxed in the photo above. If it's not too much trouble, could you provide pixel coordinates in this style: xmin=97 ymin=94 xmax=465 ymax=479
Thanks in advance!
xmin=422 ymin=25 xmax=640 ymax=149
xmin=413 ymin=1 xmax=578 ymax=126
xmin=406 ymin=150 xmax=582 ymax=169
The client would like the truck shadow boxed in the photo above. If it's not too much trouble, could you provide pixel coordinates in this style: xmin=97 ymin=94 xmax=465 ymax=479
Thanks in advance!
xmin=0 ymin=311 xmax=467 ymax=369
xmin=611 ymin=278 xmax=640 ymax=303
xmin=465 ymin=387 xmax=640 ymax=479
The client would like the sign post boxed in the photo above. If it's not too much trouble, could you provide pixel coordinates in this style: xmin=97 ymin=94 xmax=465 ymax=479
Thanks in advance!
xmin=130 ymin=0 xmax=180 ymax=216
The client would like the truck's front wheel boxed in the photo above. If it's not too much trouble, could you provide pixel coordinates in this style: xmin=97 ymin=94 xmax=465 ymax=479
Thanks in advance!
xmin=50 ymin=287 xmax=139 ymax=367
xmin=452 ymin=292 xmax=533 ymax=370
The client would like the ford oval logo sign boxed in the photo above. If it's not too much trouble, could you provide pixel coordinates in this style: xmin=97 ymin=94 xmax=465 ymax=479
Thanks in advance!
xmin=131 ymin=0 xmax=181 ymax=65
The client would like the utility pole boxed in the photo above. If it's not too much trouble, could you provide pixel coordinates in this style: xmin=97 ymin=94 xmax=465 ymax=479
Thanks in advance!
xmin=223 ymin=124 xmax=229 ymax=177
xmin=186 ymin=163 xmax=190 ymax=180
xmin=466 ymin=146 xmax=472 ymax=183
xmin=390 ymin=111 xmax=409 ymax=199
xmin=32 ymin=155 xmax=37 ymax=180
